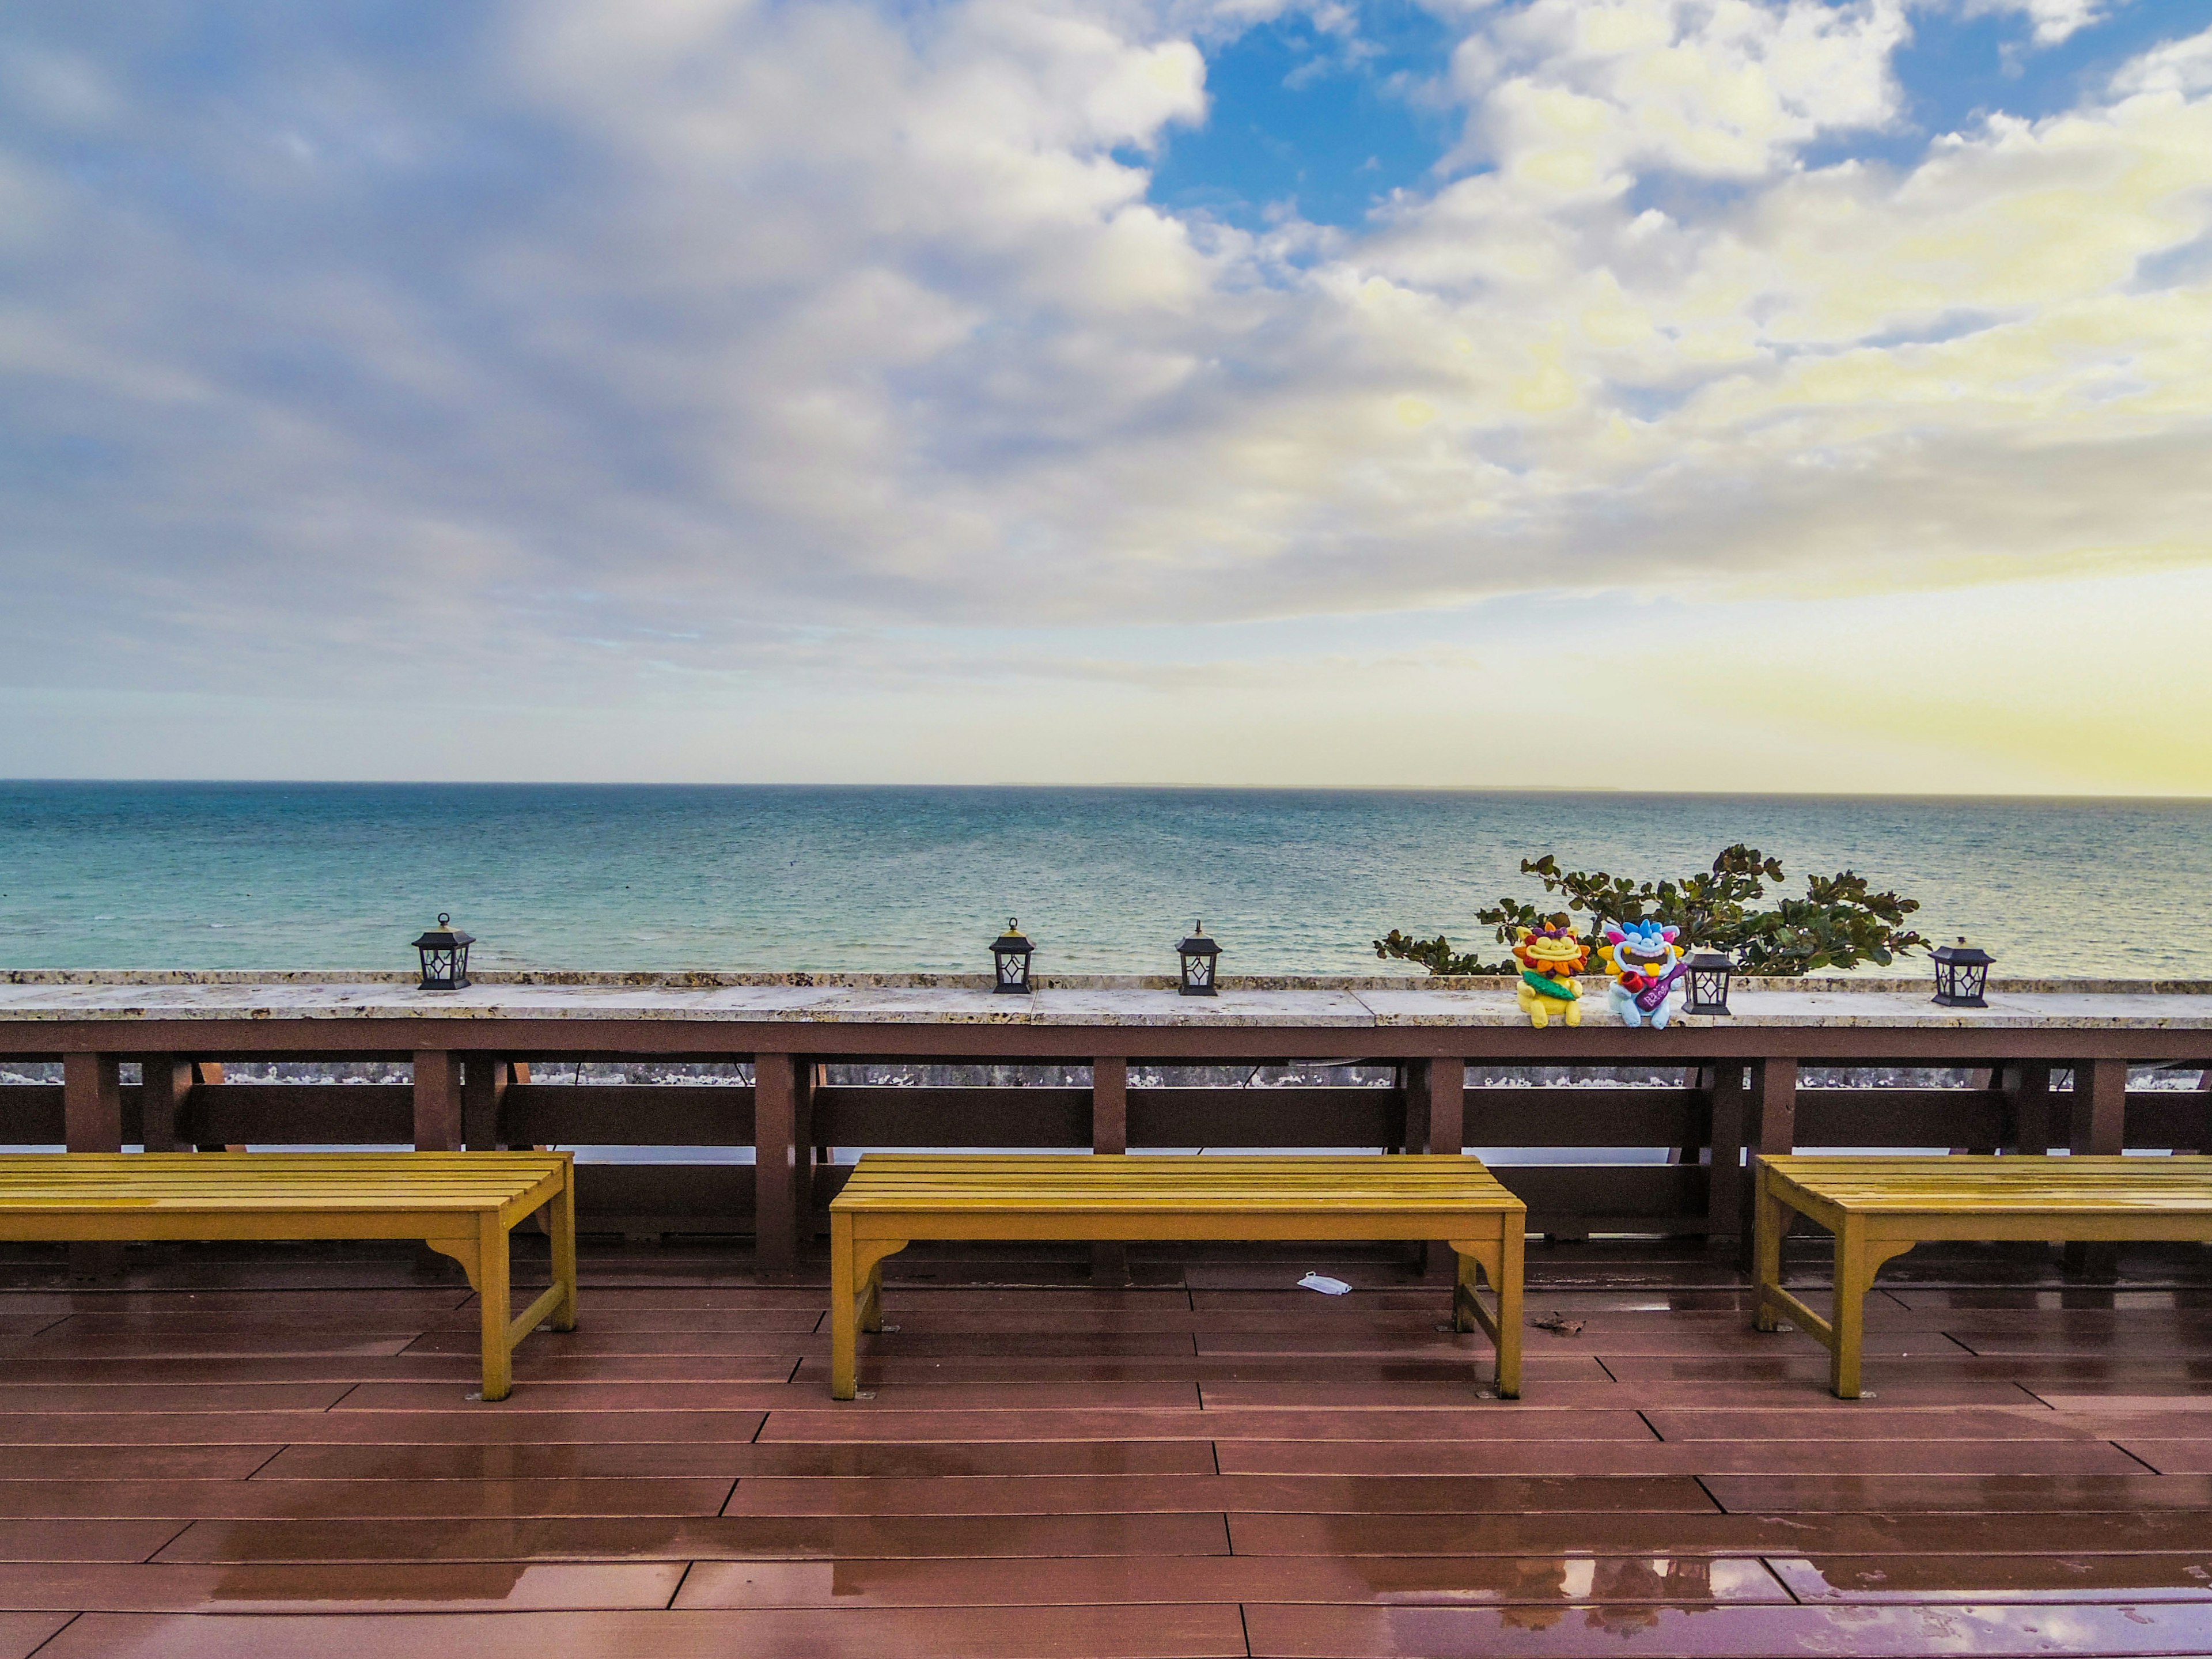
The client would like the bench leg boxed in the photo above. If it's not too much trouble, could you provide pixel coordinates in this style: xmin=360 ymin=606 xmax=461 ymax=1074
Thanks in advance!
xmin=1494 ymin=1224 xmax=1522 ymax=1399
xmin=551 ymin=1165 xmax=579 ymax=1333
xmin=479 ymin=1211 xmax=513 ymax=1403
xmin=831 ymin=1213 xmax=859 ymax=1401
xmin=1830 ymin=1218 xmax=1866 ymax=1399
xmin=1451 ymin=1231 xmax=1522 ymax=1400
xmin=860 ymin=1258 xmax=886 ymax=1334
xmin=1752 ymin=1166 xmax=1786 ymax=1332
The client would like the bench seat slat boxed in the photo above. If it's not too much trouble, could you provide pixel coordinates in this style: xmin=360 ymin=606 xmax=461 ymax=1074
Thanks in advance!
xmin=834 ymin=1155 xmax=1520 ymax=1214
xmin=1761 ymin=1155 xmax=2212 ymax=1214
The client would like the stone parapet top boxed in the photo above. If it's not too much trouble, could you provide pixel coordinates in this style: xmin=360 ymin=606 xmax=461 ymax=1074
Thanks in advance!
xmin=0 ymin=971 xmax=2207 ymax=1030
xmin=7 ymin=968 xmax=2209 ymax=995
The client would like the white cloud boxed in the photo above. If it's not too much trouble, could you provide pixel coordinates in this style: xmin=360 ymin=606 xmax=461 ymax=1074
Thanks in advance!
xmin=1448 ymin=0 xmax=1908 ymax=187
xmin=1961 ymin=0 xmax=2111 ymax=47
xmin=2112 ymin=22 xmax=2212 ymax=96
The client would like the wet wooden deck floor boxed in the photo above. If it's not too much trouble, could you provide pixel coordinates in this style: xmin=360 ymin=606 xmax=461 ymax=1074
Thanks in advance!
xmin=3 ymin=1237 xmax=2212 ymax=1657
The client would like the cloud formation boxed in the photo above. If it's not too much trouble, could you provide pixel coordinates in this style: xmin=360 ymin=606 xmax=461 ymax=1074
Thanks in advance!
xmin=0 ymin=0 xmax=2206 ymax=790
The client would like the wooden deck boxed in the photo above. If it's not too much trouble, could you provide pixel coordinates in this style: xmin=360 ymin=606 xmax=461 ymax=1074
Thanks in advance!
xmin=3 ymin=1236 xmax=2212 ymax=1656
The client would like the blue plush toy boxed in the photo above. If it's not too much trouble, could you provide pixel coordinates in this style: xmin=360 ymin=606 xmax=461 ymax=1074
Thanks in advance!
xmin=1596 ymin=920 xmax=1688 ymax=1029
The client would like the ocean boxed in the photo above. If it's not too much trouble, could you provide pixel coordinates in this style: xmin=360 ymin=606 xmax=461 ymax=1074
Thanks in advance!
xmin=1 ymin=782 xmax=2206 ymax=978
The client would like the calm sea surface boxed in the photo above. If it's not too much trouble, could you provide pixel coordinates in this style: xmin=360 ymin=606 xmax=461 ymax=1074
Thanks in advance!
xmin=1 ymin=783 xmax=2205 ymax=978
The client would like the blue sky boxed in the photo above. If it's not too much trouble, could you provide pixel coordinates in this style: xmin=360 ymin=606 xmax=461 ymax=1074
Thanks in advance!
xmin=2 ymin=0 xmax=2210 ymax=791
xmin=1146 ymin=1 xmax=1459 ymax=226
xmin=1150 ymin=0 xmax=2210 ymax=227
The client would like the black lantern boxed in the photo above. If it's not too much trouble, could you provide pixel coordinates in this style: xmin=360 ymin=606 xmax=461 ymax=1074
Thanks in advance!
xmin=412 ymin=912 xmax=475 ymax=991
xmin=991 ymin=918 xmax=1035 ymax=994
xmin=1931 ymin=937 xmax=1994 ymax=1008
xmin=1683 ymin=950 xmax=1734 ymax=1016
xmin=1176 ymin=921 xmax=1221 ymax=997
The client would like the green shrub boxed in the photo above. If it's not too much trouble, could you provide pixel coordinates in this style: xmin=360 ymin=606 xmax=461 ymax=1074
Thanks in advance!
xmin=1374 ymin=844 xmax=1929 ymax=978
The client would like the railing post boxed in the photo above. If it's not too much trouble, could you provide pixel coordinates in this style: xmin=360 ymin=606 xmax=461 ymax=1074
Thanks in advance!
xmin=1736 ymin=1056 xmax=1796 ymax=1268
xmin=2067 ymin=1058 xmax=2129 ymax=1278
xmin=2070 ymin=1058 xmax=2127 ymax=1156
xmin=800 ymin=1062 xmax=823 ymax=1236
xmin=139 ymin=1056 xmax=195 ymax=1153
xmin=1953 ymin=1067 xmax=1999 ymax=1155
xmin=1705 ymin=1063 xmax=1747 ymax=1244
xmin=1421 ymin=1058 xmax=1465 ymax=1156
xmin=1092 ymin=1057 xmax=1129 ymax=1283
xmin=753 ymin=1052 xmax=810 ymax=1277
xmin=2000 ymin=1062 xmax=2056 ymax=1154
xmin=188 ymin=1062 xmax=236 ymax=1152
xmin=412 ymin=1051 xmax=463 ymax=1152
xmin=1092 ymin=1057 xmax=1128 ymax=1156
xmin=461 ymin=1053 xmax=510 ymax=1149
xmin=62 ymin=1053 xmax=122 ymax=1154
xmin=62 ymin=1052 xmax=125 ymax=1277
xmin=1409 ymin=1056 xmax=1465 ymax=1274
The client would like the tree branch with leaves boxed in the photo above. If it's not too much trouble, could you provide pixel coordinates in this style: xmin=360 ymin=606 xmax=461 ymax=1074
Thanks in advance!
xmin=1374 ymin=844 xmax=1929 ymax=978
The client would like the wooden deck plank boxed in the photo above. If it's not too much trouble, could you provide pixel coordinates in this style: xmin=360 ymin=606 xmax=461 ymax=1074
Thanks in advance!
xmin=0 ymin=1384 xmax=355 ymax=1413
xmin=1228 ymin=1510 xmax=2212 ymax=1554
xmin=0 ymin=1355 xmax=799 ymax=1385
xmin=336 ymin=1379 xmax=1202 ymax=1412
xmin=0 ymin=1478 xmax=739 ymax=1520
xmin=1641 ymin=1407 xmax=2094 ymax=1441
xmin=1702 ymin=1474 xmax=2212 ymax=1512
xmin=2114 ymin=1441 xmax=2212 ymax=1472
xmin=1769 ymin=1552 xmax=2212 ymax=1602
xmin=29 ymin=1606 xmax=1253 ymax=1659
xmin=0 ymin=1446 xmax=280 ymax=1481
xmin=717 ymin=1474 xmax=1717 ymax=1517
xmin=0 ymin=1561 xmax=687 ymax=1613
xmin=674 ymin=1554 xmax=1790 ymax=1607
xmin=808 ymin=1355 xmax=1599 ymax=1386
xmin=0 ymin=1411 xmax=770 ymax=1446
xmin=1241 ymin=1600 xmax=2212 ymax=1657
xmin=0 ymin=1521 xmax=191 ymax=1564
xmin=152 ymin=1513 xmax=1236 ymax=1563
xmin=0 ymin=1612 xmax=71 ymax=1659
xmin=256 ymin=1439 xmax=1216 ymax=1480
xmin=1210 ymin=1437 xmax=2148 ymax=1476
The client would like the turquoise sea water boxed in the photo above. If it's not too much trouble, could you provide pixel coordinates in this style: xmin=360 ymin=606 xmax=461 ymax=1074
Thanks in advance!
xmin=1 ymin=783 xmax=2206 ymax=977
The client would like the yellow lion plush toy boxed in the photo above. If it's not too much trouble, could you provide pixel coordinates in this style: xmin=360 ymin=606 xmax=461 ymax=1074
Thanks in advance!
xmin=1511 ymin=923 xmax=1589 ymax=1028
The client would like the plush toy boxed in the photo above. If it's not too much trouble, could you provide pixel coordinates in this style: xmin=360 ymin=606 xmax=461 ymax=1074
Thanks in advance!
xmin=1510 ymin=924 xmax=1589 ymax=1028
xmin=1596 ymin=919 xmax=1688 ymax=1029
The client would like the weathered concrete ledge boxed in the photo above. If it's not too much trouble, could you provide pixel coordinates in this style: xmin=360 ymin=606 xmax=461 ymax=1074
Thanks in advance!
xmin=1 ymin=972 xmax=2209 ymax=1029
xmin=10 ymin=968 xmax=2211 ymax=995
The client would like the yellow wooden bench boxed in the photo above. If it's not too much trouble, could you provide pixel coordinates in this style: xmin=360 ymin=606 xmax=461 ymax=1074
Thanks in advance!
xmin=828 ymin=1153 xmax=1525 ymax=1400
xmin=1754 ymin=1154 xmax=2212 ymax=1398
xmin=0 ymin=1152 xmax=577 ymax=1401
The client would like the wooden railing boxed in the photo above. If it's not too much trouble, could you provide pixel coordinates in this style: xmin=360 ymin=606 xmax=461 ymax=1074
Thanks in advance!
xmin=5 ymin=1064 xmax=2207 ymax=1254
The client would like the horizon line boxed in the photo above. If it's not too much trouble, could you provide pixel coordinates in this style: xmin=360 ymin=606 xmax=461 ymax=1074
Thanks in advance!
xmin=3 ymin=778 xmax=2209 ymax=805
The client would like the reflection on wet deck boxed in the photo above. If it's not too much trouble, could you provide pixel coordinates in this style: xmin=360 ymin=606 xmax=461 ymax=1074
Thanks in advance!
xmin=2 ymin=1235 xmax=2212 ymax=1655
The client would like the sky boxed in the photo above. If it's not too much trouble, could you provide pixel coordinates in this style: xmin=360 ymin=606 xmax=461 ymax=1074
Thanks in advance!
xmin=2 ymin=0 xmax=2210 ymax=794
